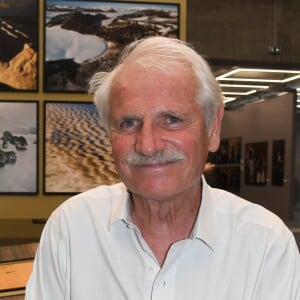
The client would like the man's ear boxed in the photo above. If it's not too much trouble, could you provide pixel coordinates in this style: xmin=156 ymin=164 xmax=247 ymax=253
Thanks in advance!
xmin=208 ymin=105 xmax=224 ymax=152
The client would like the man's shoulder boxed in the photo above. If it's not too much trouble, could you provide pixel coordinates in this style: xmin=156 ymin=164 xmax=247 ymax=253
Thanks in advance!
xmin=209 ymin=187 xmax=288 ymax=235
xmin=53 ymin=182 xmax=127 ymax=217
xmin=72 ymin=182 xmax=126 ymax=201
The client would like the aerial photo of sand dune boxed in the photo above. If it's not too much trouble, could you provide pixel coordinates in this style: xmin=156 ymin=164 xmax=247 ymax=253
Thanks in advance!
xmin=45 ymin=102 xmax=119 ymax=194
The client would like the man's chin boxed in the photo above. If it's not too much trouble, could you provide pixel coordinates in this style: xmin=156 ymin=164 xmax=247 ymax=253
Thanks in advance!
xmin=127 ymin=181 xmax=180 ymax=201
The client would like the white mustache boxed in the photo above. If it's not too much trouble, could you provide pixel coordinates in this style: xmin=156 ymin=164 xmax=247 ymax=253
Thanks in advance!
xmin=126 ymin=149 xmax=186 ymax=166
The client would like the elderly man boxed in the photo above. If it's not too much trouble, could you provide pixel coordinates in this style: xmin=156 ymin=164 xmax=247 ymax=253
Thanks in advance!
xmin=26 ymin=37 xmax=300 ymax=299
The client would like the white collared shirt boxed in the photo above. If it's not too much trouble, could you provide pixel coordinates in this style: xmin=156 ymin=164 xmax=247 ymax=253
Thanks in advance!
xmin=25 ymin=178 xmax=300 ymax=299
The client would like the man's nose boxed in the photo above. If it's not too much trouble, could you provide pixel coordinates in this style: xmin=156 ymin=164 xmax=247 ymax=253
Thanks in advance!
xmin=134 ymin=122 xmax=165 ymax=156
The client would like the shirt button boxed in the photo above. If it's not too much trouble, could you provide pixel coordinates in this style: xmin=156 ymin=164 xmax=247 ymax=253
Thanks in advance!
xmin=127 ymin=223 xmax=135 ymax=229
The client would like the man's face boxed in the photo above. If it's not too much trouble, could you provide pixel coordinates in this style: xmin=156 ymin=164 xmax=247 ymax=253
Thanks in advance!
xmin=109 ymin=63 xmax=222 ymax=201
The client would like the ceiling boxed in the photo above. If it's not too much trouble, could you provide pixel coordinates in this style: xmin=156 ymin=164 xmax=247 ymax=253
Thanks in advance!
xmin=214 ymin=67 xmax=300 ymax=110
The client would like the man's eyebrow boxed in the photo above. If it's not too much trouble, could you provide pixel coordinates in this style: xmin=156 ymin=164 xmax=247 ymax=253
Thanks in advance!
xmin=116 ymin=114 xmax=141 ymax=120
xmin=112 ymin=114 xmax=141 ymax=124
xmin=159 ymin=110 xmax=189 ymax=118
xmin=160 ymin=110 xmax=181 ymax=114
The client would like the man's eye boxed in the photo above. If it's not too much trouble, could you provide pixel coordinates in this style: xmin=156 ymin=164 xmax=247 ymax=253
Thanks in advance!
xmin=118 ymin=119 xmax=140 ymax=131
xmin=166 ymin=115 xmax=182 ymax=124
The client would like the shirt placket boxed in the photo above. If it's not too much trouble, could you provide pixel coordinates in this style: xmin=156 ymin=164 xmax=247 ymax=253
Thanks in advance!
xmin=129 ymin=223 xmax=179 ymax=300
xmin=151 ymin=267 xmax=176 ymax=300
xmin=138 ymin=239 xmax=177 ymax=300
xmin=150 ymin=244 xmax=180 ymax=300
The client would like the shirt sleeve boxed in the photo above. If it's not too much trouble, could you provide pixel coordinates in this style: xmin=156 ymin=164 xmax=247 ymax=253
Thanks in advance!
xmin=255 ymin=227 xmax=300 ymax=300
xmin=25 ymin=208 xmax=70 ymax=300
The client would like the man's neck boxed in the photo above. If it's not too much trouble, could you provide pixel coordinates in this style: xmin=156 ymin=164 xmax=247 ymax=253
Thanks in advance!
xmin=130 ymin=187 xmax=202 ymax=265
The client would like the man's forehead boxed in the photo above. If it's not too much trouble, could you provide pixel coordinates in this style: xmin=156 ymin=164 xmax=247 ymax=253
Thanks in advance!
xmin=114 ymin=61 xmax=190 ymax=82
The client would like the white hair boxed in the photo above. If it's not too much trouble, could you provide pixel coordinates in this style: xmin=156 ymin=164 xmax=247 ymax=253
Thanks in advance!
xmin=89 ymin=36 xmax=224 ymax=129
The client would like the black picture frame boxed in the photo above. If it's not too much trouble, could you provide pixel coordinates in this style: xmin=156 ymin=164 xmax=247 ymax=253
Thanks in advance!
xmin=245 ymin=141 xmax=268 ymax=186
xmin=205 ymin=136 xmax=241 ymax=194
xmin=0 ymin=0 xmax=38 ymax=92
xmin=0 ymin=101 xmax=38 ymax=194
xmin=44 ymin=101 xmax=119 ymax=194
xmin=207 ymin=136 xmax=241 ymax=165
xmin=43 ymin=0 xmax=181 ymax=93
xmin=272 ymin=139 xmax=285 ymax=186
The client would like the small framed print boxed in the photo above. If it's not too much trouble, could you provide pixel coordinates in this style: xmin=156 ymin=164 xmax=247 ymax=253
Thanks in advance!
xmin=245 ymin=141 xmax=268 ymax=186
xmin=44 ymin=101 xmax=119 ymax=194
xmin=272 ymin=139 xmax=285 ymax=186
xmin=0 ymin=101 xmax=38 ymax=194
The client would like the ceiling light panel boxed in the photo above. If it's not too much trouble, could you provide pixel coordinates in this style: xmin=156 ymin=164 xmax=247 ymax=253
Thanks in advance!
xmin=216 ymin=68 xmax=300 ymax=83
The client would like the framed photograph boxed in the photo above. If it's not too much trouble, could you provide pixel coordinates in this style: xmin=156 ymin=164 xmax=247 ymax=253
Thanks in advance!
xmin=272 ymin=139 xmax=285 ymax=186
xmin=245 ymin=141 xmax=268 ymax=186
xmin=207 ymin=138 xmax=229 ymax=164
xmin=44 ymin=0 xmax=183 ymax=92
xmin=0 ymin=0 xmax=38 ymax=91
xmin=207 ymin=136 xmax=241 ymax=165
xmin=205 ymin=166 xmax=240 ymax=194
xmin=44 ymin=101 xmax=119 ymax=194
xmin=0 ymin=101 xmax=38 ymax=194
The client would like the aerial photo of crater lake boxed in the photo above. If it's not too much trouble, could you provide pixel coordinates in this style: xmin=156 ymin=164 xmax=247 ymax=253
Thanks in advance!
xmin=45 ymin=0 xmax=179 ymax=92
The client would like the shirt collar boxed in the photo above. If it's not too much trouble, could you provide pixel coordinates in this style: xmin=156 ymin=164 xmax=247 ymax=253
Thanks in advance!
xmin=108 ymin=182 xmax=131 ymax=230
xmin=108 ymin=178 xmax=218 ymax=251
xmin=191 ymin=176 xmax=218 ymax=250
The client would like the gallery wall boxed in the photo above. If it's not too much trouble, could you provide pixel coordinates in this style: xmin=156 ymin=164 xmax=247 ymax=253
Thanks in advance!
xmin=0 ymin=0 xmax=187 ymax=238
xmin=187 ymin=0 xmax=300 ymax=67
xmin=219 ymin=91 xmax=296 ymax=221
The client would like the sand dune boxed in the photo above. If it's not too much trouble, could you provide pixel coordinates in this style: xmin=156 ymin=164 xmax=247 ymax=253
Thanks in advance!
xmin=45 ymin=102 xmax=119 ymax=193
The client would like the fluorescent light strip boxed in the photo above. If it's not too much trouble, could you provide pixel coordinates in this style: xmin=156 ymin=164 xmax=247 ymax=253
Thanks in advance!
xmin=216 ymin=68 xmax=300 ymax=83
xmin=282 ymin=75 xmax=300 ymax=83
xmin=220 ymin=83 xmax=269 ymax=89
xmin=222 ymin=90 xmax=257 ymax=96
xmin=218 ymin=75 xmax=300 ymax=83
xmin=223 ymin=97 xmax=236 ymax=103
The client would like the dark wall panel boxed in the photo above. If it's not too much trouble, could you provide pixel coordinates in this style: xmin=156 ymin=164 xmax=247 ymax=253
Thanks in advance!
xmin=187 ymin=0 xmax=300 ymax=66
xmin=221 ymin=92 xmax=295 ymax=221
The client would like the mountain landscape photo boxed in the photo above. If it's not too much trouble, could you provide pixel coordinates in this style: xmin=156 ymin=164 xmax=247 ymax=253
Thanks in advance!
xmin=0 ymin=0 xmax=38 ymax=91
xmin=45 ymin=0 xmax=180 ymax=92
